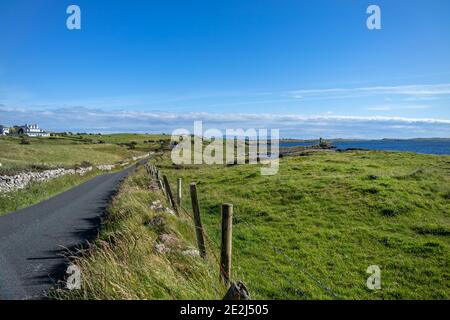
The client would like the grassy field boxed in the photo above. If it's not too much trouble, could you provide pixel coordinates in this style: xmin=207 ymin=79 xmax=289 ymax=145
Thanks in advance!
xmin=156 ymin=150 xmax=450 ymax=299
xmin=0 ymin=134 xmax=166 ymax=174
xmin=0 ymin=134 xmax=167 ymax=215
xmin=76 ymin=133 xmax=170 ymax=145
xmin=61 ymin=148 xmax=450 ymax=299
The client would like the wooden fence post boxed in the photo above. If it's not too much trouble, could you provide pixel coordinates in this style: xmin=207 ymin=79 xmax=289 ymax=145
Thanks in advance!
xmin=189 ymin=183 xmax=206 ymax=258
xmin=220 ymin=203 xmax=233 ymax=285
xmin=177 ymin=178 xmax=182 ymax=206
xmin=158 ymin=179 xmax=166 ymax=195
xmin=162 ymin=175 xmax=178 ymax=213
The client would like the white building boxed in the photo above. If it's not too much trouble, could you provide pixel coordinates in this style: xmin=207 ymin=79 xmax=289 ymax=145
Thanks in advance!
xmin=0 ymin=125 xmax=10 ymax=135
xmin=15 ymin=124 xmax=50 ymax=137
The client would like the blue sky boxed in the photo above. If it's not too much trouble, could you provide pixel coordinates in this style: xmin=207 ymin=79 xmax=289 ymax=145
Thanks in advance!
xmin=0 ymin=0 xmax=449 ymax=138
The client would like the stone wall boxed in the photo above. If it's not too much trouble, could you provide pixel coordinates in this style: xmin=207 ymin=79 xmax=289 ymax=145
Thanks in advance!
xmin=0 ymin=167 xmax=93 ymax=193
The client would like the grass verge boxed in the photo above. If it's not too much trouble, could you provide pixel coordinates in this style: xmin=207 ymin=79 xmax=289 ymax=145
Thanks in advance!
xmin=54 ymin=164 xmax=226 ymax=300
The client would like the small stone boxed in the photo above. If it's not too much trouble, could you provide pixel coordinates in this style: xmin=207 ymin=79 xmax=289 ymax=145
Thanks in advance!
xmin=150 ymin=200 xmax=164 ymax=211
xmin=96 ymin=165 xmax=115 ymax=171
xmin=159 ymin=234 xmax=180 ymax=247
xmin=154 ymin=243 xmax=170 ymax=254
xmin=223 ymin=281 xmax=250 ymax=300
xmin=146 ymin=215 xmax=165 ymax=227
xmin=165 ymin=208 xmax=175 ymax=215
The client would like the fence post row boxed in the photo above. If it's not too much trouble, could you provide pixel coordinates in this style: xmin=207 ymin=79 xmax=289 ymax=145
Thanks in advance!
xmin=220 ymin=203 xmax=233 ymax=285
xmin=189 ymin=183 xmax=207 ymax=259
xmin=147 ymin=164 xmax=248 ymax=296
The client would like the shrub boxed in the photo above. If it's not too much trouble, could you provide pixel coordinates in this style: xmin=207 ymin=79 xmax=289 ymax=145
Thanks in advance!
xmin=19 ymin=137 xmax=30 ymax=145
xmin=80 ymin=161 xmax=93 ymax=168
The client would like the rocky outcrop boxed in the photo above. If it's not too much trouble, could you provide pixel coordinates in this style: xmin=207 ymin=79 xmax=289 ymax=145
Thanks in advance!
xmin=150 ymin=200 xmax=175 ymax=215
xmin=0 ymin=167 xmax=93 ymax=193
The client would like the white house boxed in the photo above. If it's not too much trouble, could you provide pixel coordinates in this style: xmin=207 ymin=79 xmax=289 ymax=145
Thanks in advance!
xmin=0 ymin=125 xmax=9 ymax=135
xmin=15 ymin=124 xmax=50 ymax=137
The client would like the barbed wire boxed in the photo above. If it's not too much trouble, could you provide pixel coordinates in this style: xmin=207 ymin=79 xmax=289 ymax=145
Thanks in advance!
xmin=231 ymin=225 xmax=309 ymax=299
xmin=145 ymin=164 xmax=225 ymax=297
xmin=145 ymin=162 xmax=339 ymax=299
xmin=235 ymin=213 xmax=339 ymax=299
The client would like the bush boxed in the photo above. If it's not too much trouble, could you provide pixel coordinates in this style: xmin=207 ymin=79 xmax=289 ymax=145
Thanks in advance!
xmin=19 ymin=137 xmax=30 ymax=145
xmin=80 ymin=161 xmax=93 ymax=168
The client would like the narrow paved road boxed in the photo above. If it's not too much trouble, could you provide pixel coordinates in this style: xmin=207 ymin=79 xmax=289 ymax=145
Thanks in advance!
xmin=0 ymin=162 xmax=142 ymax=300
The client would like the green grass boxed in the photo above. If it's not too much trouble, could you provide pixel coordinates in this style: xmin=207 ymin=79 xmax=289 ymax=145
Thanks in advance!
xmin=5 ymin=134 xmax=448 ymax=299
xmin=0 ymin=134 xmax=157 ymax=173
xmin=153 ymin=150 xmax=450 ymax=299
xmin=0 ymin=134 xmax=166 ymax=215
xmin=76 ymin=133 xmax=171 ymax=144
xmin=54 ymin=165 xmax=226 ymax=300
xmin=58 ymin=149 xmax=450 ymax=300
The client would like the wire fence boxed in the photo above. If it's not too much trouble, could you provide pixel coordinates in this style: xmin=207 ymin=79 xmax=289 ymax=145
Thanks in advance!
xmin=143 ymin=162 xmax=339 ymax=300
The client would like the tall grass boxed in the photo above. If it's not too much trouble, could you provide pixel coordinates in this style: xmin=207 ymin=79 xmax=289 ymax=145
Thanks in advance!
xmin=54 ymin=165 xmax=227 ymax=300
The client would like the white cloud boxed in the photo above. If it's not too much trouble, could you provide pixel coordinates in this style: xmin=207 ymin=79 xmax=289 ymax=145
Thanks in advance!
xmin=2 ymin=105 xmax=450 ymax=124
xmin=365 ymin=104 xmax=431 ymax=111
xmin=288 ymin=83 xmax=450 ymax=100
xmin=366 ymin=106 xmax=392 ymax=111
xmin=1 ymin=105 xmax=449 ymax=139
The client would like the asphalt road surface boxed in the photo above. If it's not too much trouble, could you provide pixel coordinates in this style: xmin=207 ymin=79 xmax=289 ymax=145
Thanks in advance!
xmin=0 ymin=163 xmax=142 ymax=300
